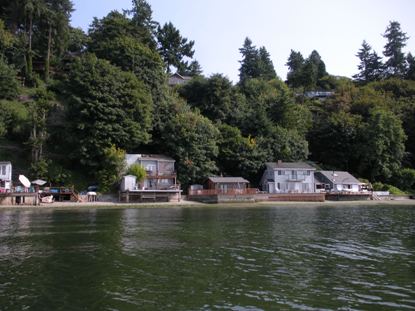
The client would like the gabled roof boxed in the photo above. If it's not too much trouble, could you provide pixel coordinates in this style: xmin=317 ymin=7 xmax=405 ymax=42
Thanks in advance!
xmin=266 ymin=162 xmax=315 ymax=170
xmin=208 ymin=177 xmax=249 ymax=184
xmin=317 ymin=171 xmax=361 ymax=185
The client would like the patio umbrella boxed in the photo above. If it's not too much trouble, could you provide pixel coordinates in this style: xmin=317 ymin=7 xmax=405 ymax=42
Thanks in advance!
xmin=19 ymin=175 xmax=31 ymax=188
xmin=32 ymin=179 xmax=47 ymax=186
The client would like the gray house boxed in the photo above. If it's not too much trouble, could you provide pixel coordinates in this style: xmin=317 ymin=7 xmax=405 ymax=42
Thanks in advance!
xmin=314 ymin=171 xmax=363 ymax=193
xmin=260 ymin=161 xmax=316 ymax=194
xmin=125 ymin=154 xmax=178 ymax=191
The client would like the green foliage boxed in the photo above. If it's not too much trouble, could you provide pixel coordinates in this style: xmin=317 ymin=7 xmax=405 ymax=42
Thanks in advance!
xmin=392 ymin=168 xmax=415 ymax=191
xmin=353 ymin=40 xmax=383 ymax=83
xmin=286 ymin=49 xmax=328 ymax=90
xmin=0 ymin=57 xmax=19 ymax=99
xmin=259 ymin=126 xmax=309 ymax=162
xmin=30 ymin=158 xmax=50 ymax=180
xmin=156 ymin=21 xmax=195 ymax=73
xmin=162 ymin=109 xmax=219 ymax=188
xmin=127 ymin=163 xmax=146 ymax=182
xmin=216 ymin=124 xmax=265 ymax=181
xmin=0 ymin=100 xmax=30 ymax=138
xmin=64 ymin=54 xmax=153 ymax=168
xmin=372 ymin=182 xmax=406 ymax=195
xmin=361 ymin=109 xmax=406 ymax=180
xmin=96 ymin=145 xmax=126 ymax=193
xmin=383 ymin=21 xmax=409 ymax=78
xmin=239 ymin=38 xmax=276 ymax=84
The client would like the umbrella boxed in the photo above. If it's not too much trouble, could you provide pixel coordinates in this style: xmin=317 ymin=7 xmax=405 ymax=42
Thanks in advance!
xmin=19 ymin=175 xmax=31 ymax=188
xmin=32 ymin=179 xmax=47 ymax=186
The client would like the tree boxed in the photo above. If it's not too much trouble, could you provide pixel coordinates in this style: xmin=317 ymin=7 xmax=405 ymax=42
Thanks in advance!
xmin=216 ymin=124 xmax=265 ymax=182
xmin=259 ymin=125 xmax=309 ymax=162
xmin=286 ymin=50 xmax=304 ymax=88
xmin=156 ymin=21 xmax=195 ymax=73
xmin=41 ymin=0 xmax=73 ymax=80
xmin=239 ymin=37 xmax=259 ymax=84
xmin=353 ymin=40 xmax=383 ymax=83
xmin=179 ymin=74 xmax=236 ymax=122
xmin=64 ymin=54 xmax=153 ymax=168
xmin=126 ymin=0 xmax=158 ymax=47
xmin=27 ymin=87 xmax=55 ymax=163
xmin=96 ymin=145 xmax=126 ymax=192
xmin=0 ymin=57 xmax=19 ymax=99
xmin=178 ymin=59 xmax=202 ymax=77
xmin=383 ymin=21 xmax=409 ymax=78
xmin=308 ymin=111 xmax=364 ymax=172
xmin=361 ymin=109 xmax=406 ymax=181
xmin=257 ymin=46 xmax=277 ymax=80
xmin=162 ymin=109 xmax=219 ymax=188
xmin=406 ymin=52 xmax=415 ymax=80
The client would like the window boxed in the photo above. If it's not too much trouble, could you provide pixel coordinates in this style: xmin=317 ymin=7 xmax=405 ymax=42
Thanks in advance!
xmin=278 ymin=170 xmax=282 ymax=175
xmin=1 ymin=165 xmax=5 ymax=176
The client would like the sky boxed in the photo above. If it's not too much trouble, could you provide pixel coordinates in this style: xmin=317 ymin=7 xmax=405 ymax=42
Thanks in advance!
xmin=71 ymin=0 xmax=415 ymax=83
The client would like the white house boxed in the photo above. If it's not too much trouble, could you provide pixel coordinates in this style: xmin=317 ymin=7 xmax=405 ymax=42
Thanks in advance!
xmin=260 ymin=161 xmax=316 ymax=194
xmin=0 ymin=161 xmax=12 ymax=192
xmin=314 ymin=171 xmax=363 ymax=193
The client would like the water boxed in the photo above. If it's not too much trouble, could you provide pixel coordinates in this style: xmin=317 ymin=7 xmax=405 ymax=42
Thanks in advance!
xmin=0 ymin=205 xmax=414 ymax=310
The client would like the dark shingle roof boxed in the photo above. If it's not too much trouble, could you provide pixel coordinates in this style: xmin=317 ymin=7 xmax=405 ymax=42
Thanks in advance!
xmin=318 ymin=171 xmax=361 ymax=184
xmin=266 ymin=162 xmax=315 ymax=170
xmin=208 ymin=177 xmax=249 ymax=184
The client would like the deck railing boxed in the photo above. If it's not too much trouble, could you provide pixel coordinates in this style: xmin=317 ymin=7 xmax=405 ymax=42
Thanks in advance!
xmin=188 ymin=188 xmax=258 ymax=196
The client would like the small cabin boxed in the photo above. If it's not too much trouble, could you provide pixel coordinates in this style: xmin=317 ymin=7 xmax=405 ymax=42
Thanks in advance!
xmin=207 ymin=177 xmax=249 ymax=193
xmin=0 ymin=161 xmax=12 ymax=192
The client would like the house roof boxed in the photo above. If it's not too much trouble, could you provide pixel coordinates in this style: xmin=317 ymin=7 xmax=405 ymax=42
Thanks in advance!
xmin=266 ymin=162 xmax=315 ymax=170
xmin=208 ymin=177 xmax=249 ymax=184
xmin=317 ymin=171 xmax=361 ymax=185
xmin=0 ymin=161 xmax=11 ymax=165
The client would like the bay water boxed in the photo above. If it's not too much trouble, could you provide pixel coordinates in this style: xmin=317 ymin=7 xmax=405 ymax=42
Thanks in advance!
xmin=0 ymin=205 xmax=414 ymax=310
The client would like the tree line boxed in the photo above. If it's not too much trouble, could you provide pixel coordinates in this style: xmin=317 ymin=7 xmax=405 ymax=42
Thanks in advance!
xmin=0 ymin=0 xmax=414 ymax=193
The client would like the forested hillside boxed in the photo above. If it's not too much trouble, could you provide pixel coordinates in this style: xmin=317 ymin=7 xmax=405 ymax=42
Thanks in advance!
xmin=0 ymin=0 xmax=414 ymax=193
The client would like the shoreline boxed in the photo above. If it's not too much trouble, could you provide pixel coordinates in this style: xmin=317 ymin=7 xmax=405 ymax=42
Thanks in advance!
xmin=0 ymin=199 xmax=414 ymax=211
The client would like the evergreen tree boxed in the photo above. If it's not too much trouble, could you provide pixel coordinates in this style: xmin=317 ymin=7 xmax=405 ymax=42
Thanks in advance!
xmin=308 ymin=50 xmax=327 ymax=80
xmin=126 ymin=0 xmax=158 ymax=47
xmin=257 ymin=46 xmax=277 ymax=80
xmin=353 ymin=40 xmax=383 ymax=83
xmin=238 ymin=37 xmax=259 ymax=84
xmin=156 ymin=21 xmax=195 ymax=73
xmin=178 ymin=59 xmax=202 ymax=77
xmin=383 ymin=21 xmax=409 ymax=77
xmin=286 ymin=50 xmax=305 ymax=88
xmin=406 ymin=52 xmax=415 ymax=80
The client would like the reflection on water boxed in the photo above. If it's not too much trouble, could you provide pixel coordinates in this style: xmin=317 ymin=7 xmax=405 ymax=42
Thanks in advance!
xmin=0 ymin=205 xmax=414 ymax=310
